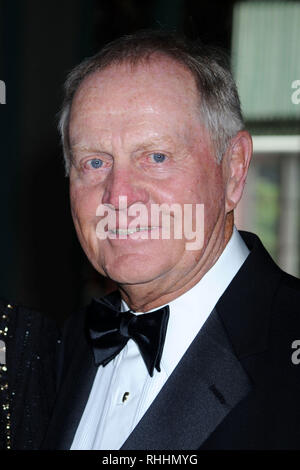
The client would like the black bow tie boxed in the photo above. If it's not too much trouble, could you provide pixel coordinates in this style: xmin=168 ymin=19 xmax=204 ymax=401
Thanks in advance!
xmin=86 ymin=294 xmax=170 ymax=377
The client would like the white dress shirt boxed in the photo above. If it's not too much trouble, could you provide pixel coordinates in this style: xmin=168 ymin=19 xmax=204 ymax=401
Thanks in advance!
xmin=71 ymin=227 xmax=249 ymax=450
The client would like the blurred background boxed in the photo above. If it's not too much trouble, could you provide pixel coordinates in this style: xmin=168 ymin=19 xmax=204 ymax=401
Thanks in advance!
xmin=0 ymin=0 xmax=299 ymax=323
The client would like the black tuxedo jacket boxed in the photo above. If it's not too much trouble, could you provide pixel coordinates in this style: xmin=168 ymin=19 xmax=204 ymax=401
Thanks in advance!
xmin=43 ymin=231 xmax=300 ymax=449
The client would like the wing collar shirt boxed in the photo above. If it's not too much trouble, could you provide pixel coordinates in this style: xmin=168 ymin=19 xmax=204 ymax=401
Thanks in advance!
xmin=71 ymin=227 xmax=249 ymax=450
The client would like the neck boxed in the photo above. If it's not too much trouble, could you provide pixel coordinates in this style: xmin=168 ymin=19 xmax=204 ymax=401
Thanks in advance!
xmin=118 ymin=212 xmax=234 ymax=312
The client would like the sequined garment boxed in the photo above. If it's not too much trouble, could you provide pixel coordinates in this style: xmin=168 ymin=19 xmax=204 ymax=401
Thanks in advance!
xmin=0 ymin=299 xmax=62 ymax=449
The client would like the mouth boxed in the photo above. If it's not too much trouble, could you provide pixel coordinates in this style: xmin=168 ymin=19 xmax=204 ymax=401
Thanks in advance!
xmin=108 ymin=226 xmax=160 ymax=236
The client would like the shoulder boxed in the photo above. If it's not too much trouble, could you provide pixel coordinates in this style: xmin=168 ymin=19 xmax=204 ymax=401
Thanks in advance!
xmin=271 ymin=270 xmax=300 ymax=333
xmin=0 ymin=299 xmax=62 ymax=365
xmin=245 ymin=231 xmax=300 ymax=321
xmin=277 ymin=269 xmax=300 ymax=298
xmin=0 ymin=298 xmax=61 ymax=332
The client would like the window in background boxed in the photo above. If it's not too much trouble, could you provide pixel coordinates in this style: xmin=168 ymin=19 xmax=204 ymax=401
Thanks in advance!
xmin=236 ymin=137 xmax=300 ymax=277
xmin=232 ymin=1 xmax=300 ymax=276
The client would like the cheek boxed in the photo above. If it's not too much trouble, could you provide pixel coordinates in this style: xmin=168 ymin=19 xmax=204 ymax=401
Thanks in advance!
xmin=70 ymin=183 xmax=102 ymax=223
xmin=180 ymin=168 xmax=223 ymax=204
xmin=70 ymin=186 xmax=105 ymax=260
xmin=197 ymin=158 xmax=224 ymax=199
xmin=185 ymin=165 xmax=225 ymax=229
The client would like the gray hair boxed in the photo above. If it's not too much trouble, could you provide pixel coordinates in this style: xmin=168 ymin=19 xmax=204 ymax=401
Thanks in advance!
xmin=59 ymin=30 xmax=244 ymax=175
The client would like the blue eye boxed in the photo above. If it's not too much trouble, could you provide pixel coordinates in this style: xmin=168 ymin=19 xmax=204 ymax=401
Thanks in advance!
xmin=151 ymin=153 xmax=166 ymax=163
xmin=89 ymin=159 xmax=103 ymax=169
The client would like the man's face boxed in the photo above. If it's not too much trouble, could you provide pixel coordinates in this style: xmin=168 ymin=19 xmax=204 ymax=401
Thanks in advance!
xmin=69 ymin=56 xmax=227 ymax=289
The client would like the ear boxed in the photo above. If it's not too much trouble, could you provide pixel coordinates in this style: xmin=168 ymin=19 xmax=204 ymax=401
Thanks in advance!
xmin=222 ymin=130 xmax=253 ymax=213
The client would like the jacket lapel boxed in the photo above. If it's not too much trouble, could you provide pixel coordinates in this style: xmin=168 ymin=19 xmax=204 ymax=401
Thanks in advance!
xmin=41 ymin=317 xmax=97 ymax=450
xmin=215 ymin=231 xmax=282 ymax=360
xmin=121 ymin=308 xmax=251 ymax=450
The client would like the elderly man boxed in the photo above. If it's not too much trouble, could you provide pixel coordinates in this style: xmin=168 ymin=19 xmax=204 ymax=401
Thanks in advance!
xmin=43 ymin=31 xmax=300 ymax=450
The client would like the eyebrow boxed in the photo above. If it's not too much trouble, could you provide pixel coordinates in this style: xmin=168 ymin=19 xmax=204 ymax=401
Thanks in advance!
xmin=70 ymin=136 xmax=177 ymax=154
xmin=136 ymin=136 xmax=177 ymax=151
xmin=69 ymin=145 xmax=111 ymax=164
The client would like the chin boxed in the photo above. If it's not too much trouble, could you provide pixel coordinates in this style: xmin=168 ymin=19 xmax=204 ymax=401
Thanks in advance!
xmin=102 ymin=253 xmax=171 ymax=286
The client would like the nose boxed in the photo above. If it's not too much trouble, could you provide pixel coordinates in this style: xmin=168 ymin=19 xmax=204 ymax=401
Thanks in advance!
xmin=102 ymin=165 xmax=149 ymax=209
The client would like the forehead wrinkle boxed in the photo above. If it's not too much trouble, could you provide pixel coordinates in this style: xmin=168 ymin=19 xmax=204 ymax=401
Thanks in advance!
xmin=70 ymin=144 xmax=108 ymax=155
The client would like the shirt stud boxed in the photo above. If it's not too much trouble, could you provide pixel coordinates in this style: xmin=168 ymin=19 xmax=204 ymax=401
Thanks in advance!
xmin=122 ymin=392 xmax=130 ymax=403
